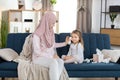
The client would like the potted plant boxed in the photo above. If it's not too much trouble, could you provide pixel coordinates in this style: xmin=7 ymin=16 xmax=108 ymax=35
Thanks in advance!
xmin=50 ymin=0 xmax=57 ymax=5
xmin=0 ymin=20 xmax=8 ymax=48
xmin=50 ymin=0 xmax=57 ymax=10
xmin=109 ymin=13 xmax=117 ymax=29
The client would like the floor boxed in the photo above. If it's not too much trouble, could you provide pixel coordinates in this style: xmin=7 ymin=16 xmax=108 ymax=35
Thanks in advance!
xmin=0 ymin=78 xmax=118 ymax=80
xmin=69 ymin=78 xmax=118 ymax=80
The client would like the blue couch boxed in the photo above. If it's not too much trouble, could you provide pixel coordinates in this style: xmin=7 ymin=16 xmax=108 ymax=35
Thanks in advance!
xmin=0 ymin=33 xmax=119 ymax=80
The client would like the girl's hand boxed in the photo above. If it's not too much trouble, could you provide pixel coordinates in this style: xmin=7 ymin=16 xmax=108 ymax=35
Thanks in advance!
xmin=64 ymin=56 xmax=72 ymax=60
xmin=53 ymin=54 xmax=59 ymax=59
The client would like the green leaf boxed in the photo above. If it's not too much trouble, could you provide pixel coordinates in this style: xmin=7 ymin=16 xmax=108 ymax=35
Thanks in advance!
xmin=109 ymin=13 xmax=117 ymax=24
xmin=50 ymin=0 xmax=57 ymax=5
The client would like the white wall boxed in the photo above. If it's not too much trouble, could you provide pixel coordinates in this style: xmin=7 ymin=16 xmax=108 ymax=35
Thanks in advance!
xmin=0 ymin=0 xmax=35 ymax=21
xmin=0 ymin=0 xmax=18 ymax=20
xmin=92 ymin=0 xmax=120 ymax=33
xmin=92 ymin=0 xmax=101 ymax=33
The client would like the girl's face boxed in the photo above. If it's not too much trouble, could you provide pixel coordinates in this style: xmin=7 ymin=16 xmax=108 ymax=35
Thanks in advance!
xmin=71 ymin=33 xmax=80 ymax=44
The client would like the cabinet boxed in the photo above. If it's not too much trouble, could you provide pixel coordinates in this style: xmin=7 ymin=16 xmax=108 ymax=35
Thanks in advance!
xmin=100 ymin=0 xmax=120 ymax=46
xmin=101 ymin=28 xmax=120 ymax=46
xmin=2 ymin=10 xmax=59 ymax=33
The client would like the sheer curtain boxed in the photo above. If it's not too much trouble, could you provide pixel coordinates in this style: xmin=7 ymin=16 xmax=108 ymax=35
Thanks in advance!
xmin=41 ymin=0 xmax=78 ymax=33
xmin=41 ymin=0 xmax=51 ymax=10
xmin=76 ymin=0 xmax=92 ymax=33
xmin=54 ymin=0 xmax=77 ymax=33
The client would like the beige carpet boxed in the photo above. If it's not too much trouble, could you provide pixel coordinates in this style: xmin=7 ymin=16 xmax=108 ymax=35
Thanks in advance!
xmin=70 ymin=78 xmax=118 ymax=80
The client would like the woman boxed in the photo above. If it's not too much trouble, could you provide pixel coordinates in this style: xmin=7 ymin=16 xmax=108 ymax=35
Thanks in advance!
xmin=32 ymin=11 xmax=69 ymax=80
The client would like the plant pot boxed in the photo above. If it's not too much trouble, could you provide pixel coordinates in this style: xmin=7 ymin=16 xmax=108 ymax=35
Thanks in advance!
xmin=111 ymin=25 xmax=115 ymax=29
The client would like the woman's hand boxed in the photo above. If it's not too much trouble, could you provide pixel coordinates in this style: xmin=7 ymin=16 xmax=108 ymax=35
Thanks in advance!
xmin=65 ymin=36 xmax=71 ymax=45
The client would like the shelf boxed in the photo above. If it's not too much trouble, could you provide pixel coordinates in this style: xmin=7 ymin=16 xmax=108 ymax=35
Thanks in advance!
xmin=101 ymin=28 xmax=120 ymax=46
xmin=2 ymin=10 xmax=59 ymax=33
xmin=101 ymin=28 xmax=120 ymax=30
xmin=101 ymin=12 xmax=120 ymax=14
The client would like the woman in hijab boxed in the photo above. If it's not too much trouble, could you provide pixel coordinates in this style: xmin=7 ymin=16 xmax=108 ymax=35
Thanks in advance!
xmin=32 ymin=11 xmax=69 ymax=80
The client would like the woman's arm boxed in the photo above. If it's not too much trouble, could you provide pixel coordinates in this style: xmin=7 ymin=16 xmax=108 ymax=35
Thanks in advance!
xmin=54 ymin=42 xmax=66 ymax=48
xmin=54 ymin=36 xmax=70 ymax=48
xmin=33 ymin=34 xmax=41 ymax=55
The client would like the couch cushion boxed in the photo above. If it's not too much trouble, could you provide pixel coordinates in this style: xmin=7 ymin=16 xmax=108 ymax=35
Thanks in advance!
xmin=55 ymin=34 xmax=59 ymax=43
xmin=6 ymin=33 xmax=31 ymax=54
xmin=7 ymin=33 xmax=60 ymax=55
xmin=0 ymin=62 xmax=18 ymax=70
xmin=56 ymin=33 xmax=70 ymax=57
xmin=65 ymin=62 xmax=120 ymax=71
xmin=82 ymin=33 xmax=111 ymax=59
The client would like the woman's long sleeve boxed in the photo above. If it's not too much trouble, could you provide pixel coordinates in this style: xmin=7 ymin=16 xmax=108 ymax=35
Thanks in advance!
xmin=54 ymin=42 xmax=66 ymax=48
xmin=33 ymin=34 xmax=41 ymax=55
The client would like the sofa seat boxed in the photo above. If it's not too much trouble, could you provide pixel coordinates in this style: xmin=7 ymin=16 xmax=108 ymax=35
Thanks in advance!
xmin=65 ymin=63 xmax=120 ymax=71
xmin=0 ymin=62 xmax=17 ymax=70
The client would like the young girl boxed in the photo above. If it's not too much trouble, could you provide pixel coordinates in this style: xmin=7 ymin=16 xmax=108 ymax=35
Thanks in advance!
xmin=62 ymin=30 xmax=84 ymax=63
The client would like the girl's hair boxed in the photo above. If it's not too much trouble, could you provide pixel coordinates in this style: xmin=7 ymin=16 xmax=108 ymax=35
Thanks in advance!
xmin=71 ymin=30 xmax=84 ymax=45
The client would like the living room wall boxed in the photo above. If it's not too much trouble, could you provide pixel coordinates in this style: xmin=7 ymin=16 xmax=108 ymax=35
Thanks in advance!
xmin=0 ymin=0 xmax=18 ymax=20
xmin=0 ymin=0 xmax=34 ymax=21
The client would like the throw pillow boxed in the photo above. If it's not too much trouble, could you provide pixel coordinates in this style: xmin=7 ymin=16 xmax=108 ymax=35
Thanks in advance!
xmin=0 ymin=48 xmax=19 ymax=61
xmin=102 ymin=49 xmax=120 ymax=62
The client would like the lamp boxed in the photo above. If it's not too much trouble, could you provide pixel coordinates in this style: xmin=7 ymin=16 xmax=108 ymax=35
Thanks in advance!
xmin=32 ymin=0 xmax=42 ymax=10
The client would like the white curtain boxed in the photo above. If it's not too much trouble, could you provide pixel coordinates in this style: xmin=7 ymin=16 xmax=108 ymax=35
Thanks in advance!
xmin=76 ymin=0 xmax=92 ymax=33
xmin=41 ymin=0 xmax=52 ymax=10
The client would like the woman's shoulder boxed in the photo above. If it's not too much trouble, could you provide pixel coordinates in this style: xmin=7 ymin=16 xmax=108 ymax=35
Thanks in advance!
xmin=32 ymin=34 xmax=40 ymax=41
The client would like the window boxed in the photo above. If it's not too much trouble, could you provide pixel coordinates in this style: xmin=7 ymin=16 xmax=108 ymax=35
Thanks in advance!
xmin=54 ymin=0 xmax=77 ymax=33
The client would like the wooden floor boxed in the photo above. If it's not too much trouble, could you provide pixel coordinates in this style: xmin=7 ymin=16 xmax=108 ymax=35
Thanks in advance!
xmin=0 ymin=78 xmax=118 ymax=80
xmin=70 ymin=78 xmax=118 ymax=80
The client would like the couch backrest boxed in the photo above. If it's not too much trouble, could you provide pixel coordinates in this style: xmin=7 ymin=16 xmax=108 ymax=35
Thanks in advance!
xmin=57 ymin=33 xmax=111 ymax=59
xmin=6 ymin=33 xmax=60 ymax=54
xmin=6 ymin=33 xmax=111 ymax=59
xmin=6 ymin=33 xmax=30 ymax=54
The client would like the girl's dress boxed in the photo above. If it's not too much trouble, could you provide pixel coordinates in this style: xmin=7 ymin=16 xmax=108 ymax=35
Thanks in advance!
xmin=62 ymin=43 xmax=84 ymax=63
